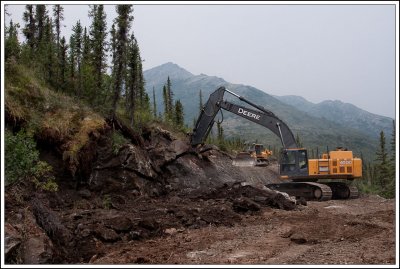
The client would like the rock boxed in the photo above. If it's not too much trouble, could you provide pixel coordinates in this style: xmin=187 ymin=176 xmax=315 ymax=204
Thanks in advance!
xmin=169 ymin=196 xmax=182 ymax=204
xmin=96 ymin=227 xmax=120 ymax=242
xmin=272 ymin=192 xmax=297 ymax=210
xmin=164 ymin=228 xmax=177 ymax=235
xmin=4 ymin=223 xmax=22 ymax=262
xmin=104 ymin=216 xmax=132 ymax=232
xmin=296 ymin=197 xmax=307 ymax=206
xmin=22 ymin=237 xmax=54 ymax=264
xmin=17 ymin=210 xmax=55 ymax=264
xmin=275 ymin=190 xmax=297 ymax=203
xmin=254 ymin=196 xmax=267 ymax=202
xmin=138 ymin=218 xmax=159 ymax=231
xmin=290 ymin=233 xmax=307 ymax=244
xmin=78 ymin=188 xmax=92 ymax=199
xmin=129 ymin=231 xmax=142 ymax=240
xmin=120 ymin=144 xmax=157 ymax=179
xmin=232 ymin=197 xmax=261 ymax=212
xmin=169 ymin=140 xmax=189 ymax=156
xmin=32 ymin=198 xmax=72 ymax=245
xmin=149 ymin=147 xmax=176 ymax=169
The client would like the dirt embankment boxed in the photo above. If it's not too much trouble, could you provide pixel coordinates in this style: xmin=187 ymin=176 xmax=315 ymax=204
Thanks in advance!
xmin=4 ymin=124 xmax=397 ymax=265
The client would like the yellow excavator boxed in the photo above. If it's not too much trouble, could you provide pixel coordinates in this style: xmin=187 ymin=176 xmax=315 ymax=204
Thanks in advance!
xmin=191 ymin=86 xmax=362 ymax=201
xmin=232 ymin=143 xmax=273 ymax=167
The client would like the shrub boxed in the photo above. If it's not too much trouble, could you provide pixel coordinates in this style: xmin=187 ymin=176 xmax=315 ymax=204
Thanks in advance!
xmin=5 ymin=129 xmax=58 ymax=191
xmin=111 ymin=130 xmax=128 ymax=155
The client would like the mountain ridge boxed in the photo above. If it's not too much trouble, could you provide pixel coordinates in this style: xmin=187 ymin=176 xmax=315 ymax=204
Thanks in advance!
xmin=273 ymin=94 xmax=393 ymax=138
xmin=143 ymin=62 xmax=392 ymax=161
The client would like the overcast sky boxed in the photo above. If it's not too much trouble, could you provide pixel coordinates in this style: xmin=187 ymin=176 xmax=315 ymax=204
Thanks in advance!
xmin=4 ymin=2 xmax=397 ymax=118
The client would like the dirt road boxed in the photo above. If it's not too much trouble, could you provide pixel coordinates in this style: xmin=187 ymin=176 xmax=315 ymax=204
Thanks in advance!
xmin=90 ymin=194 xmax=395 ymax=265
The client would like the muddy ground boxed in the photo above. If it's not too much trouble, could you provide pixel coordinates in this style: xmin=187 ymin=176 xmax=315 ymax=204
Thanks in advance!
xmin=4 ymin=127 xmax=397 ymax=266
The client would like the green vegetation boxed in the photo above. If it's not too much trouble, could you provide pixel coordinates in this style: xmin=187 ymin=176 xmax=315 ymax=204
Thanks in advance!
xmin=356 ymin=121 xmax=396 ymax=198
xmin=102 ymin=194 xmax=112 ymax=209
xmin=4 ymin=4 xmax=191 ymax=187
xmin=111 ymin=130 xmax=128 ymax=155
xmin=5 ymin=130 xmax=58 ymax=192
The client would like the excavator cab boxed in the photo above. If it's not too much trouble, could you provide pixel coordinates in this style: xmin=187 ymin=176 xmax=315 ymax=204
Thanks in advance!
xmin=280 ymin=149 xmax=309 ymax=179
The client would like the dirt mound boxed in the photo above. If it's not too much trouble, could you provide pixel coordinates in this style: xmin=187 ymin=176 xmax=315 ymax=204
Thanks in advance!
xmin=4 ymin=122 xmax=395 ymax=265
xmin=5 ymin=121 xmax=299 ymax=264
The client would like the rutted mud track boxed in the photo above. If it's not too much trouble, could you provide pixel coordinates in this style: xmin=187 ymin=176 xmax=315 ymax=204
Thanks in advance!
xmin=4 ymin=126 xmax=396 ymax=265
xmin=90 ymin=195 xmax=395 ymax=265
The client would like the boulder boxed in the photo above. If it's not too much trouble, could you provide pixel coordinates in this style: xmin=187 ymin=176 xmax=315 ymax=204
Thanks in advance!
xmin=232 ymin=197 xmax=261 ymax=212
xmin=120 ymin=144 xmax=157 ymax=179
xmin=4 ymin=223 xmax=22 ymax=262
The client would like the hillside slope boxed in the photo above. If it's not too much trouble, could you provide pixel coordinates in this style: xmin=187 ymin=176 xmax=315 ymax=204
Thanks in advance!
xmin=274 ymin=95 xmax=393 ymax=139
xmin=144 ymin=63 xmax=383 ymax=161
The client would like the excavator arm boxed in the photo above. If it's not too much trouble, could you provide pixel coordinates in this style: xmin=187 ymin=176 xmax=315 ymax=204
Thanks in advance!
xmin=191 ymin=86 xmax=297 ymax=149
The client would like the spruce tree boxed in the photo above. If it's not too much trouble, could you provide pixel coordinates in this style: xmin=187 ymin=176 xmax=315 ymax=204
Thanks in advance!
xmin=5 ymin=20 xmax=20 ymax=61
xmin=162 ymin=85 xmax=168 ymax=121
xmin=390 ymin=120 xmax=395 ymax=164
xmin=89 ymin=5 xmax=107 ymax=99
xmin=68 ymin=34 xmax=76 ymax=93
xmin=43 ymin=17 xmax=56 ymax=85
xmin=109 ymin=22 xmax=117 ymax=97
xmin=166 ymin=76 xmax=174 ymax=118
xmin=35 ymin=5 xmax=49 ymax=72
xmin=35 ymin=5 xmax=47 ymax=50
xmin=375 ymin=131 xmax=390 ymax=191
xmin=59 ymin=36 xmax=68 ymax=91
xmin=110 ymin=5 xmax=133 ymax=118
xmin=22 ymin=5 xmax=36 ymax=58
xmin=72 ymin=20 xmax=83 ymax=96
xmin=52 ymin=4 xmax=64 ymax=88
xmin=126 ymin=33 xmax=139 ymax=126
xmin=137 ymin=55 xmax=146 ymax=107
xmin=152 ymin=87 xmax=157 ymax=118
xmin=81 ymin=27 xmax=95 ymax=100
xmin=174 ymin=100 xmax=184 ymax=128
xmin=52 ymin=4 xmax=64 ymax=47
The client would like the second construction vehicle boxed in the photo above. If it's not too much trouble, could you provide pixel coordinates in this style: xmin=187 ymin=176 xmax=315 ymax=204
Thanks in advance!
xmin=232 ymin=143 xmax=273 ymax=167
xmin=191 ymin=86 xmax=362 ymax=201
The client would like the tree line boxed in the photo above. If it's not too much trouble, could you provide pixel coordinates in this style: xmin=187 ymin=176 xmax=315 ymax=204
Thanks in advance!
xmin=358 ymin=121 xmax=396 ymax=198
xmin=5 ymin=4 xmax=184 ymax=131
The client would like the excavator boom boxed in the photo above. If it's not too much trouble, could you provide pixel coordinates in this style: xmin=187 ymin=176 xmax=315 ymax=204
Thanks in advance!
xmin=191 ymin=87 xmax=297 ymax=149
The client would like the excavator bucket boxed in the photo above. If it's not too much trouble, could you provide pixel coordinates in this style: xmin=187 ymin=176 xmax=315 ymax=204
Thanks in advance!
xmin=232 ymin=152 xmax=257 ymax=167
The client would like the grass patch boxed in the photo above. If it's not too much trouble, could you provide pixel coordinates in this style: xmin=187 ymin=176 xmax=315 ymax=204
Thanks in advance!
xmin=5 ymin=61 xmax=107 ymax=177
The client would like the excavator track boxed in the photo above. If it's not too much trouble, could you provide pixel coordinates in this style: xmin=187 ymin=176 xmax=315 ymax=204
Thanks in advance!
xmin=325 ymin=182 xmax=359 ymax=199
xmin=266 ymin=182 xmax=332 ymax=201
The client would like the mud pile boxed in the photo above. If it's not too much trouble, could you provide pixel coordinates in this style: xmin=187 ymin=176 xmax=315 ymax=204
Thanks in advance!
xmin=5 ymin=122 xmax=296 ymax=264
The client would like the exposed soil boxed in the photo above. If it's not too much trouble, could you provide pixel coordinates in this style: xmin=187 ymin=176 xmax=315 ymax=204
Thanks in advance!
xmin=4 ymin=127 xmax=397 ymax=266
xmin=90 ymin=195 xmax=396 ymax=265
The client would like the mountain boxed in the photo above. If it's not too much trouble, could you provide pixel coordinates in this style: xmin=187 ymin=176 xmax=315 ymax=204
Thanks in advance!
xmin=274 ymin=95 xmax=393 ymax=139
xmin=143 ymin=63 xmax=391 ymax=161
